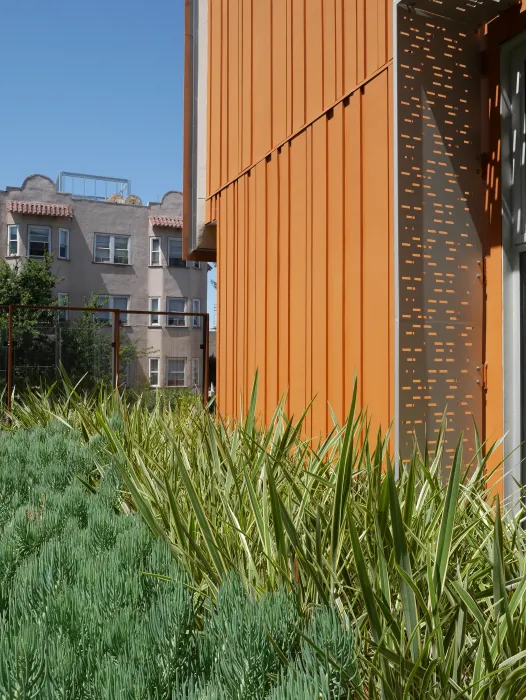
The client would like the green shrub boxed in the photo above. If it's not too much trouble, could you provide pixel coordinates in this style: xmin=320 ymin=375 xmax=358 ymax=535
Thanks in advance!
xmin=199 ymin=574 xmax=299 ymax=698
xmin=0 ymin=424 xmax=198 ymax=699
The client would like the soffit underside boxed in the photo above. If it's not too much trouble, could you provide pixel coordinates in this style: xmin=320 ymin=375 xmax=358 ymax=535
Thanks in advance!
xmin=399 ymin=0 xmax=518 ymax=27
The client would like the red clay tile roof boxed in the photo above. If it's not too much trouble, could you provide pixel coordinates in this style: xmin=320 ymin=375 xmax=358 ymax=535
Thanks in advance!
xmin=6 ymin=201 xmax=73 ymax=217
xmin=149 ymin=215 xmax=183 ymax=229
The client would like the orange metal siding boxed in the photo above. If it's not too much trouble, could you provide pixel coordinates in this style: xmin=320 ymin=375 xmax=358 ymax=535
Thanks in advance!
xmin=207 ymin=0 xmax=393 ymax=198
xmin=215 ymin=70 xmax=394 ymax=436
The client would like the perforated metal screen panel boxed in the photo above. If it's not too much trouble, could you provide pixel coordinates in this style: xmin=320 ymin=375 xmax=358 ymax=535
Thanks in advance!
xmin=396 ymin=7 xmax=486 ymax=470
xmin=406 ymin=0 xmax=516 ymax=26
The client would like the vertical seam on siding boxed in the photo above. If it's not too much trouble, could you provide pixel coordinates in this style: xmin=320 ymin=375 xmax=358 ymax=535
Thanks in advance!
xmin=342 ymin=100 xmax=347 ymax=419
xmin=245 ymin=180 xmax=249 ymax=408
xmin=303 ymin=0 xmax=307 ymax=129
xmin=290 ymin=0 xmax=294 ymax=137
xmin=207 ymin=1 xmax=212 ymax=197
xmin=334 ymin=0 xmax=338 ymax=102
xmin=250 ymin=0 xmax=254 ymax=168
xmin=270 ymin=0 xmax=274 ymax=151
xmin=239 ymin=0 xmax=243 ymax=177
xmin=274 ymin=153 xmax=282 ymax=410
xmin=321 ymin=0 xmax=325 ymax=112
xmin=387 ymin=70 xmax=392 ymax=436
xmin=287 ymin=143 xmax=292 ymax=418
xmin=264 ymin=163 xmax=268 ymax=423
xmin=359 ymin=89 xmax=364 ymax=411
xmin=325 ymin=114 xmax=329 ymax=436
xmin=310 ymin=127 xmax=314 ymax=430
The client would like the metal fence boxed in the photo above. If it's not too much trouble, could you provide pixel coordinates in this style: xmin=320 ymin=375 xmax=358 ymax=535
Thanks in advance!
xmin=0 ymin=304 xmax=210 ymax=409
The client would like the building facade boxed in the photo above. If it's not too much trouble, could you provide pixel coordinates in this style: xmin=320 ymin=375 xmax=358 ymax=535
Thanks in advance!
xmin=1 ymin=174 xmax=207 ymax=390
xmin=184 ymin=0 xmax=526 ymax=504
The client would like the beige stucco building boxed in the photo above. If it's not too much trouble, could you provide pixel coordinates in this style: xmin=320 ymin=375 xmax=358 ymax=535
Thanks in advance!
xmin=0 ymin=174 xmax=208 ymax=390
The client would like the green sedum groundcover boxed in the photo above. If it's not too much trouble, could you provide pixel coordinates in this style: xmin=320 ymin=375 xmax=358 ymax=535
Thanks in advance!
xmin=0 ymin=423 xmax=358 ymax=699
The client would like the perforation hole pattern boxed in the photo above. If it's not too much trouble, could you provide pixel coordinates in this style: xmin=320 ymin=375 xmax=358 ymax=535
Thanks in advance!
xmin=397 ymin=8 xmax=485 ymax=473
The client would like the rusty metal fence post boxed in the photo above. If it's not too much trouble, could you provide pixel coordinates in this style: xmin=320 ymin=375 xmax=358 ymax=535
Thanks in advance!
xmin=112 ymin=310 xmax=121 ymax=390
xmin=202 ymin=313 xmax=210 ymax=405
xmin=6 ymin=305 xmax=13 ymax=412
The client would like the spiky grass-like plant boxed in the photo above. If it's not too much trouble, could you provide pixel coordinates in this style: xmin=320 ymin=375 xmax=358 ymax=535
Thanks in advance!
xmin=89 ymin=376 xmax=526 ymax=698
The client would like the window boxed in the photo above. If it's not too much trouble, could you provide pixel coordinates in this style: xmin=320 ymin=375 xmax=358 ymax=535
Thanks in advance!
xmin=168 ymin=235 xmax=185 ymax=267
xmin=192 ymin=357 xmax=200 ymax=390
xmin=96 ymin=297 xmax=111 ymax=324
xmin=58 ymin=228 xmax=70 ymax=260
xmin=166 ymin=358 xmax=186 ymax=387
xmin=150 ymin=237 xmax=161 ymax=266
xmin=149 ymin=358 xmax=160 ymax=387
xmin=149 ymin=297 xmax=160 ymax=326
xmin=193 ymin=261 xmax=201 ymax=270
xmin=7 ymin=225 xmax=19 ymax=256
xmin=167 ymin=297 xmax=186 ymax=326
xmin=192 ymin=299 xmax=201 ymax=328
xmin=97 ymin=295 xmax=129 ymax=325
xmin=113 ymin=296 xmax=129 ymax=324
xmin=94 ymin=233 xmax=130 ymax=264
xmin=28 ymin=226 xmax=51 ymax=258
xmin=57 ymin=293 xmax=69 ymax=322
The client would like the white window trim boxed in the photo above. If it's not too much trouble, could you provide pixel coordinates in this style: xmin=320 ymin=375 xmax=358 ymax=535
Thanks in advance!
xmin=166 ymin=297 xmax=187 ymax=327
xmin=93 ymin=233 xmax=131 ymax=265
xmin=27 ymin=225 xmax=51 ymax=258
xmin=192 ymin=298 xmax=201 ymax=328
xmin=58 ymin=228 xmax=70 ymax=260
xmin=57 ymin=293 xmax=69 ymax=322
xmin=166 ymin=357 xmax=187 ymax=387
xmin=149 ymin=358 xmax=160 ymax=387
xmin=150 ymin=237 xmax=161 ymax=266
xmin=7 ymin=225 xmax=19 ymax=257
xmin=149 ymin=297 xmax=161 ymax=326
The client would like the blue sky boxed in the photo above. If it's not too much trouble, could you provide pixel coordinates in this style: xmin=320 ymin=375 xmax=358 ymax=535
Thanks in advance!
xmin=0 ymin=0 xmax=216 ymax=320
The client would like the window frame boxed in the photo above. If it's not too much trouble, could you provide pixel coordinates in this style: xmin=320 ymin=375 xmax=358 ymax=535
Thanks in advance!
xmin=57 ymin=292 xmax=69 ymax=322
xmin=166 ymin=357 xmax=186 ymax=387
xmin=150 ymin=237 xmax=161 ymax=266
xmin=96 ymin=295 xmax=129 ymax=325
xmin=149 ymin=358 xmax=160 ymax=387
xmin=166 ymin=297 xmax=187 ymax=327
xmin=27 ymin=225 xmax=51 ymax=258
xmin=93 ymin=233 xmax=131 ymax=265
xmin=500 ymin=37 xmax=526 ymax=507
xmin=112 ymin=295 xmax=129 ymax=325
xmin=58 ymin=228 xmax=70 ymax=260
xmin=149 ymin=297 xmax=160 ymax=326
xmin=7 ymin=225 xmax=19 ymax=257
xmin=192 ymin=298 xmax=201 ymax=328
xmin=167 ymin=235 xmax=185 ymax=267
